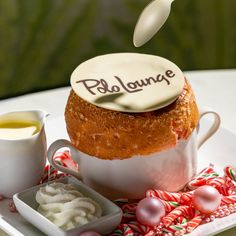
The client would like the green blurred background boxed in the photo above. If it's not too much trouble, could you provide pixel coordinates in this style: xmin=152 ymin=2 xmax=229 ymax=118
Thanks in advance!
xmin=0 ymin=0 xmax=235 ymax=99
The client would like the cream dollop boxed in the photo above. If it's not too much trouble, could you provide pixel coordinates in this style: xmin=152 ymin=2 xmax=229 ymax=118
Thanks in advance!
xmin=36 ymin=183 xmax=102 ymax=230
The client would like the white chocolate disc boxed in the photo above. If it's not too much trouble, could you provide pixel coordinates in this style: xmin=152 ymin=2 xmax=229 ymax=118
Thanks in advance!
xmin=71 ymin=53 xmax=185 ymax=113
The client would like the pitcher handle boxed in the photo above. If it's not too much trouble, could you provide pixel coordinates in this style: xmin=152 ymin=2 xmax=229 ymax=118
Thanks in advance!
xmin=197 ymin=107 xmax=221 ymax=149
xmin=47 ymin=139 xmax=82 ymax=180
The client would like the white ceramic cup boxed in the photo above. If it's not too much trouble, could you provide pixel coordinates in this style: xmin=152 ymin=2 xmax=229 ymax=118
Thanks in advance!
xmin=0 ymin=110 xmax=48 ymax=198
xmin=48 ymin=108 xmax=220 ymax=199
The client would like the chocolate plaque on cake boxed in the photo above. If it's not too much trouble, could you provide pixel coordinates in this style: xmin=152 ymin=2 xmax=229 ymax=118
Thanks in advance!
xmin=71 ymin=53 xmax=185 ymax=112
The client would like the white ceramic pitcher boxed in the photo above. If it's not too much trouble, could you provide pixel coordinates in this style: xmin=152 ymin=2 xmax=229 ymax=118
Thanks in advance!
xmin=0 ymin=110 xmax=48 ymax=197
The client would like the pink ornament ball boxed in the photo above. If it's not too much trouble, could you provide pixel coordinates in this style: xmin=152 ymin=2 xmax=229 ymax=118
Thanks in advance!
xmin=193 ymin=185 xmax=221 ymax=214
xmin=136 ymin=197 xmax=165 ymax=226
xmin=79 ymin=232 xmax=101 ymax=236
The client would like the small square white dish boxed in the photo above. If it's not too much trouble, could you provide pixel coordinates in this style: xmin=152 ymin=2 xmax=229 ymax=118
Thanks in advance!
xmin=13 ymin=176 xmax=122 ymax=236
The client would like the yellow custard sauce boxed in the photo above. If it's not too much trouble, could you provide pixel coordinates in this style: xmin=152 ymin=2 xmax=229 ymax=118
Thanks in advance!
xmin=0 ymin=120 xmax=41 ymax=140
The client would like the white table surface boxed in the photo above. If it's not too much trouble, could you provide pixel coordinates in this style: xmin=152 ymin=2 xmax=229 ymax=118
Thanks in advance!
xmin=1 ymin=69 xmax=236 ymax=134
xmin=0 ymin=69 xmax=236 ymax=236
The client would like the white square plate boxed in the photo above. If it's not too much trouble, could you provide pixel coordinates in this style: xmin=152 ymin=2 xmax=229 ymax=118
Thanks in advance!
xmin=0 ymin=116 xmax=236 ymax=236
xmin=185 ymin=120 xmax=236 ymax=236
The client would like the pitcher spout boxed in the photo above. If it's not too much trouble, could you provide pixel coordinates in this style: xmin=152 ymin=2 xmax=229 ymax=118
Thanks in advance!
xmin=31 ymin=110 xmax=49 ymax=127
xmin=36 ymin=109 xmax=49 ymax=120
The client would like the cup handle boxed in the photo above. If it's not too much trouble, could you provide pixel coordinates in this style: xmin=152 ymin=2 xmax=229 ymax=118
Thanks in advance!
xmin=197 ymin=108 xmax=221 ymax=149
xmin=47 ymin=139 xmax=82 ymax=180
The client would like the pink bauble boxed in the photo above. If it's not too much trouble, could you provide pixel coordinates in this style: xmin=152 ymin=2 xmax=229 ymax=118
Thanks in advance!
xmin=79 ymin=232 xmax=101 ymax=236
xmin=193 ymin=185 xmax=221 ymax=214
xmin=136 ymin=197 xmax=165 ymax=226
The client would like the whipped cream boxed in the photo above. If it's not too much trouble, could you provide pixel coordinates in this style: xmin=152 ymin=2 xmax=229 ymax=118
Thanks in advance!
xmin=36 ymin=183 xmax=102 ymax=230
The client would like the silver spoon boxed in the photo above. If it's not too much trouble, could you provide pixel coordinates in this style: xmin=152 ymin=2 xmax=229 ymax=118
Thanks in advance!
xmin=133 ymin=0 xmax=174 ymax=47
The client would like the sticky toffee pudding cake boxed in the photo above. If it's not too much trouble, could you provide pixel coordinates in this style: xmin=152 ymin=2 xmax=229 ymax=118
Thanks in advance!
xmin=55 ymin=53 xmax=203 ymax=198
xmin=65 ymin=78 xmax=199 ymax=160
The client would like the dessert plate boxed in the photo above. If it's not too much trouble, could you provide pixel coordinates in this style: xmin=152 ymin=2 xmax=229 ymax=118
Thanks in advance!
xmin=0 ymin=116 xmax=236 ymax=236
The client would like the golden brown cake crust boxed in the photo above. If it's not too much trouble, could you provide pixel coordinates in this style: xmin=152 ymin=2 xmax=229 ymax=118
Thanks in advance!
xmin=65 ymin=79 xmax=199 ymax=160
